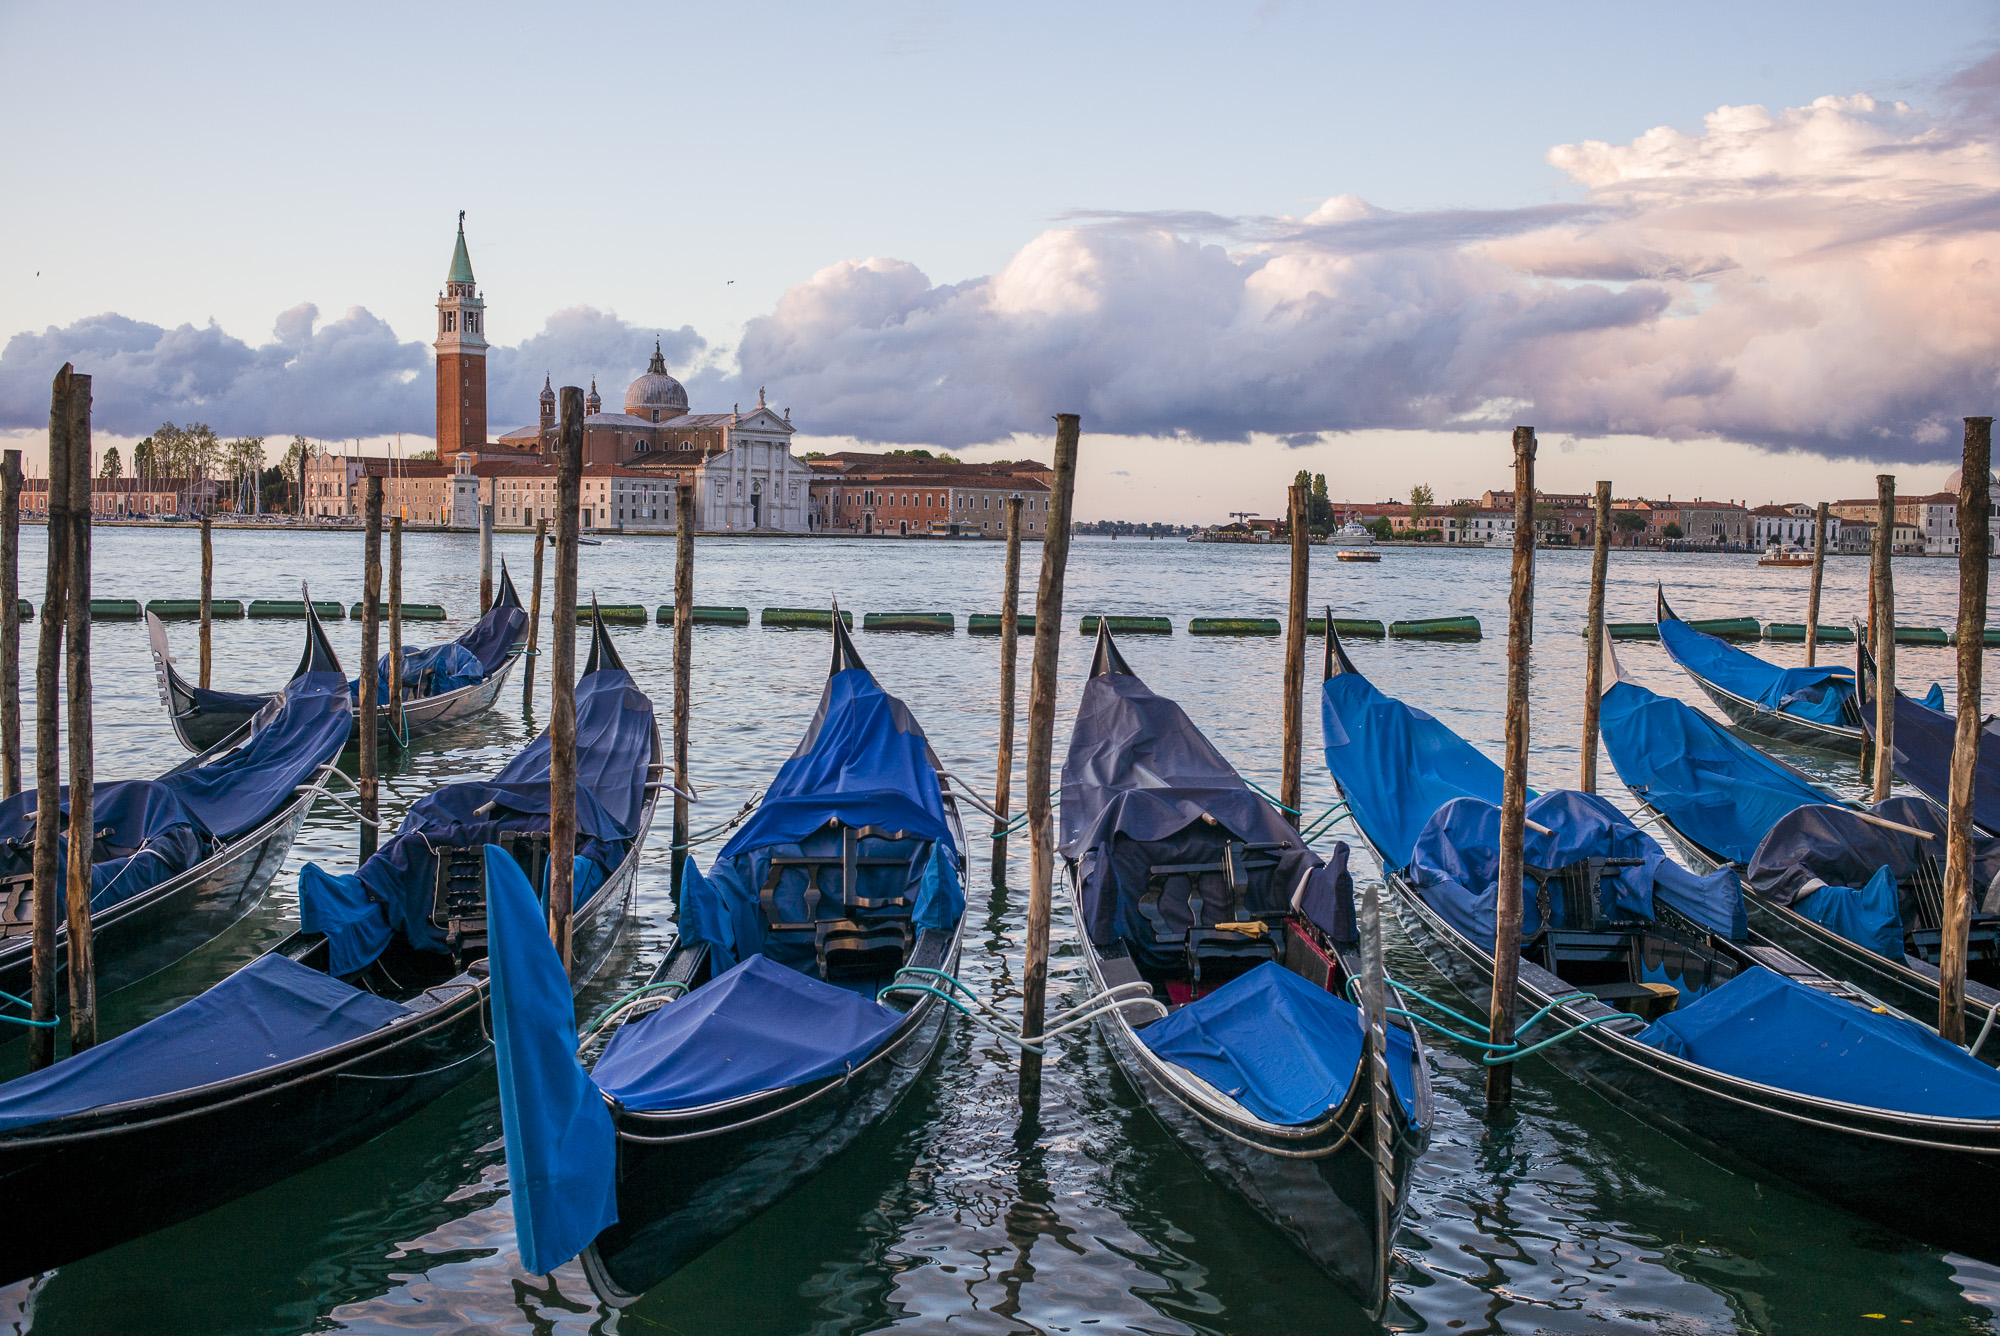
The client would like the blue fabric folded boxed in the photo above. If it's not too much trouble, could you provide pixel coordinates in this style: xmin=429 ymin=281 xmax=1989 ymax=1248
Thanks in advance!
xmin=1636 ymin=965 xmax=2000 ymax=1117
xmin=1793 ymin=865 xmax=1905 ymax=960
xmin=1138 ymin=962 xmax=1417 ymax=1125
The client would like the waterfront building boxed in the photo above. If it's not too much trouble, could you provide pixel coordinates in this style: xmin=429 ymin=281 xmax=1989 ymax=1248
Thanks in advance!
xmin=806 ymin=454 xmax=1054 ymax=536
xmin=17 ymin=477 xmax=221 ymax=518
xmin=1751 ymin=503 xmax=1842 ymax=550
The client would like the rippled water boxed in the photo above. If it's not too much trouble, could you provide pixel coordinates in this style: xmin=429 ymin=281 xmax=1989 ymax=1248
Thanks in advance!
xmin=0 ymin=525 xmax=1995 ymax=1335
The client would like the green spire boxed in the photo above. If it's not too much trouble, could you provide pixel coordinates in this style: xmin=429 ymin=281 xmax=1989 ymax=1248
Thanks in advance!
xmin=447 ymin=210 xmax=475 ymax=286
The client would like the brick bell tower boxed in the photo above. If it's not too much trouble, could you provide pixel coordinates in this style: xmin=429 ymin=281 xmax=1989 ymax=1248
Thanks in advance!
xmin=434 ymin=211 xmax=488 ymax=458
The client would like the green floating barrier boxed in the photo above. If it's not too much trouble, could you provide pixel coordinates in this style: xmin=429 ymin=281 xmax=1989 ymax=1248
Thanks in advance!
xmin=88 ymin=599 xmax=141 ymax=621
xmin=247 ymin=600 xmax=345 ymax=620
xmin=1764 ymin=623 xmax=1856 ymax=643
xmin=581 ymin=604 xmax=648 ymax=626
xmin=1188 ymin=617 xmax=1281 ymax=636
xmin=863 ymin=611 xmax=955 ymax=632
xmin=146 ymin=599 xmax=245 ymax=621
xmin=1079 ymin=615 xmax=1172 ymax=635
xmin=349 ymin=603 xmax=447 ymax=621
xmin=1304 ymin=618 xmax=1387 ymax=639
xmin=1895 ymin=625 xmax=1949 ymax=647
xmin=1686 ymin=617 xmax=1760 ymax=640
xmin=762 ymin=608 xmax=854 ymax=628
xmin=14 ymin=600 xmax=29 ymax=624
xmin=1390 ymin=616 xmax=1481 ymax=641
xmin=967 ymin=613 xmax=1036 ymax=635
xmin=1592 ymin=622 xmax=1659 ymax=641
xmin=655 ymin=605 xmax=751 ymax=626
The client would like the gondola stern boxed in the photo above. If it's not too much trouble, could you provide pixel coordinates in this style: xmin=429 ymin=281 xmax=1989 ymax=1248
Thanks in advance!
xmin=829 ymin=601 xmax=868 ymax=676
xmin=1323 ymin=605 xmax=1361 ymax=680
xmin=583 ymin=595 xmax=627 ymax=675
xmin=495 ymin=557 xmax=522 ymax=610
xmin=1656 ymin=583 xmax=1678 ymax=625
xmin=295 ymin=585 xmax=345 ymax=680
xmin=1089 ymin=618 xmax=1134 ymax=678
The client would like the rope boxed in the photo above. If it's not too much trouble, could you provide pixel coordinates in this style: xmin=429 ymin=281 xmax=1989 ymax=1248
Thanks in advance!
xmin=1243 ymin=779 xmax=1300 ymax=816
xmin=577 ymin=980 xmax=689 ymax=1053
xmin=876 ymin=966 xmax=1165 ymax=1054
xmin=1344 ymin=971 xmax=1641 ymax=1064
xmin=300 ymin=767 xmax=382 ymax=828
xmin=668 ymin=793 xmax=762 ymax=853
xmin=0 ymin=986 xmax=57 ymax=1028
xmin=1297 ymin=800 xmax=1351 ymax=843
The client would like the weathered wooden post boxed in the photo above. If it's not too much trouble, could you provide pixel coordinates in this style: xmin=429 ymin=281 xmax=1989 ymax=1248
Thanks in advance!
xmin=992 ymin=493 xmax=1024 ymax=882
xmin=1805 ymin=502 xmax=1830 ymax=667
xmin=479 ymin=476 xmax=494 ymax=614
xmin=29 ymin=371 xmax=73 ymax=1070
xmin=388 ymin=516 xmax=404 ymax=745
xmin=1281 ymin=481 xmax=1309 ymax=828
xmin=1580 ymin=481 xmax=1611 ymax=792
xmin=63 ymin=375 xmax=95 ymax=1054
xmin=199 ymin=510 xmax=213 ymax=690
xmin=549 ymin=387 xmax=584 ymax=966
xmin=671 ymin=480 xmax=695 ymax=896
xmin=1488 ymin=426 xmax=1537 ymax=1110
xmin=359 ymin=476 xmax=383 ymax=860
xmin=2 ymin=449 xmax=21 ymax=798
xmin=1941 ymin=419 xmax=1991 ymax=1045
xmin=523 ymin=517 xmax=547 ymax=714
xmin=1019 ymin=413 xmax=1081 ymax=1103
xmin=1873 ymin=474 xmax=1897 ymax=803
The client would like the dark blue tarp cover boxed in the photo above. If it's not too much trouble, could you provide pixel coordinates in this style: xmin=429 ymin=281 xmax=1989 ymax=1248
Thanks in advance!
xmin=357 ymin=643 xmax=486 ymax=705
xmin=720 ymin=669 xmax=954 ymax=859
xmin=300 ymin=667 xmax=653 ymax=975
xmin=1598 ymin=679 xmax=1832 ymax=865
xmin=594 ymin=952 xmax=904 ymax=1111
xmin=0 ymin=952 xmax=406 ymax=1132
xmin=1062 ymin=668 xmax=1319 ymax=963
xmin=1635 ymin=965 xmax=2000 ymax=1116
xmin=1792 ymin=866 xmax=1904 ymax=960
xmin=458 ymin=599 xmax=530 ymax=678
xmin=1321 ymin=672 xmax=1512 ymax=872
xmin=1866 ymin=685 xmax=2000 ymax=836
xmin=1410 ymin=790 xmax=1746 ymax=943
xmin=0 ymin=669 xmax=349 ymax=914
xmin=1659 ymin=618 xmax=1855 ymax=726
xmin=188 ymin=682 xmax=275 ymax=717
xmin=1138 ymin=961 xmax=1418 ymax=1125
xmin=486 ymin=843 xmax=617 ymax=1276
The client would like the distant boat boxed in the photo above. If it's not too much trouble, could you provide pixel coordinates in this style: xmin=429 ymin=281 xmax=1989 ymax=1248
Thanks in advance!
xmin=1337 ymin=550 xmax=1381 ymax=563
xmin=1332 ymin=521 xmax=1375 ymax=547
xmin=1759 ymin=544 xmax=1814 ymax=567
xmin=547 ymin=533 xmax=605 ymax=547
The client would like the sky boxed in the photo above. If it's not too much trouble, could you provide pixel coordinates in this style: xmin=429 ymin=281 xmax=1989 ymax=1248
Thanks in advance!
xmin=3 ymin=0 xmax=1999 ymax=519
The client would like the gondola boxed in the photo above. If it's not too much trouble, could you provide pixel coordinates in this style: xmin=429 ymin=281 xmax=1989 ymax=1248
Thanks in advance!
xmin=485 ymin=613 xmax=967 ymax=1300
xmin=1318 ymin=617 xmax=2000 ymax=1261
xmin=1857 ymin=637 xmax=2000 ymax=837
xmin=1594 ymin=626 xmax=2000 ymax=1045
xmin=0 ymin=603 xmax=658 ymax=1283
xmin=0 ymin=603 xmax=351 ymax=1010
xmin=1058 ymin=623 xmax=1431 ymax=1318
xmin=1656 ymin=587 xmax=1865 ymax=755
xmin=149 ymin=560 xmax=529 ymax=753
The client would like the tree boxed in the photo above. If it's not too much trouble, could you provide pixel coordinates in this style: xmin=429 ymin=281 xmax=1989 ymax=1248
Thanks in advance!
xmin=1312 ymin=473 xmax=1331 ymax=528
xmin=1409 ymin=483 xmax=1434 ymax=527
xmin=1614 ymin=511 xmax=1647 ymax=534
xmin=406 ymin=448 xmax=437 ymax=462
xmin=99 ymin=446 xmax=122 ymax=480
xmin=132 ymin=438 xmax=153 ymax=477
xmin=1662 ymin=521 xmax=1684 ymax=540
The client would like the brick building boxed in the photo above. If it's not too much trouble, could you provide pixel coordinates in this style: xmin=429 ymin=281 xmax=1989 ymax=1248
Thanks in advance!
xmin=17 ymin=477 xmax=221 ymax=518
xmin=806 ymin=455 xmax=1055 ymax=536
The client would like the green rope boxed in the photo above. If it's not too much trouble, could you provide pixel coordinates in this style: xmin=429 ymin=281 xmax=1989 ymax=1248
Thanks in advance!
xmin=0 ymin=988 xmax=56 ymax=1028
xmin=1297 ymin=800 xmax=1351 ymax=843
xmin=1349 ymin=971 xmax=1631 ymax=1063
xmin=1244 ymin=779 xmax=1301 ymax=815
xmin=577 ymin=980 xmax=687 ymax=1045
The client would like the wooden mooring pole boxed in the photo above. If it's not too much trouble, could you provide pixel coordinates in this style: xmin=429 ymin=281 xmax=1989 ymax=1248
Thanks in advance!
xmin=359 ymin=477 xmax=383 ymax=861
xmin=671 ymin=481 xmax=695 ymax=897
xmin=1281 ymin=481 xmax=1308 ymax=828
xmin=992 ymin=493 xmax=1024 ymax=882
xmin=549 ymin=387 xmax=584 ymax=967
xmin=1019 ymin=413 xmax=1081 ymax=1104
xmin=1941 ymin=419 xmax=1991 ymax=1045
xmin=523 ymin=517 xmax=546 ymax=715
xmin=2 ymin=448 xmax=22 ymax=799
xmin=479 ymin=477 xmax=494 ymax=615
xmin=63 ymin=374 xmax=95 ymax=1055
xmin=1488 ymin=426 xmax=1537 ymax=1110
xmin=1873 ymin=474 xmax=1897 ymax=803
xmin=1805 ymin=502 xmax=1830 ymax=668
xmin=199 ymin=511 xmax=213 ymax=690
xmin=30 ymin=369 xmax=73 ymax=1071
xmin=388 ymin=517 xmax=404 ymax=746
xmin=1580 ymin=481 xmax=1611 ymax=792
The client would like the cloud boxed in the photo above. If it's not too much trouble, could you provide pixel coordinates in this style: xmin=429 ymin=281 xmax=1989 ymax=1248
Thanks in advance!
xmin=732 ymin=81 xmax=2000 ymax=461
xmin=0 ymin=303 xmax=706 ymax=442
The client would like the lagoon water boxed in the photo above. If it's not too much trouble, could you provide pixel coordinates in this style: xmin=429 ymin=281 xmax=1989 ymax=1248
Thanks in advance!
xmin=0 ymin=525 xmax=1994 ymax=1335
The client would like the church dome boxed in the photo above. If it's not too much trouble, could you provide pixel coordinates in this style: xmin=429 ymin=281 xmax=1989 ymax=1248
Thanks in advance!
xmin=625 ymin=341 xmax=688 ymax=417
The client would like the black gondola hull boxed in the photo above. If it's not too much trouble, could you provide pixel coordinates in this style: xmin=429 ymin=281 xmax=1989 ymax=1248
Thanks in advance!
xmin=165 ymin=656 xmax=520 ymax=755
xmin=1678 ymin=668 xmax=1866 ymax=757
xmin=1387 ymin=868 xmax=2000 ymax=1261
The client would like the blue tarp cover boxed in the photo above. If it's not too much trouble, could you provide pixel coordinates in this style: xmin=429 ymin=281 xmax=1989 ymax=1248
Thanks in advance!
xmin=1793 ymin=866 xmax=1905 ymax=960
xmin=1868 ymin=686 xmax=2000 ymax=836
xmin=1635 ymin=965 xmax=2000 ymax=1116
xmin=486 ymin=844 xmax=618 ymax=1276
xmin=1410 ymin=790 xmax=1746 ymax=943
xmin=1659 ymin=618 xmax=1855 ymax=726
xmin=157 ymin=670 xmax=352 ymax=839
xmin=0 ymin=953 xmax=406 ymax=1133
xmin=720 ymin=669 xmax=954 ymax=859
xmin=458 ymin=599 xmax=530 ymax=678
xmin=301 ymin=667 xmax=652 ymax=975
xmin=1061 ymin=668 xmax=1318 ymax=963
xmin=357 ymin=643 xmax=486 ymax=704
xmin=1598 ymin=679 xmax=1832 ymax=865
xmin=594 ymin=953 xmax=903 ymax=1111
xmin=1321 ymin=673 xmax=1511 ymax=872
xmin=1139 ymin=961 xmax=1418 ymax=1125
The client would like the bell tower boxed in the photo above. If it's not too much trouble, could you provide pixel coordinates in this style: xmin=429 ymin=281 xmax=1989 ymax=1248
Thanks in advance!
xmin=434 ymin=211 xmax=488 ymax=458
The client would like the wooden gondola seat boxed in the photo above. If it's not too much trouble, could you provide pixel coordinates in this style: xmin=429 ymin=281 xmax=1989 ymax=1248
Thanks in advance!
xmin=759 ymin=823 xmax=922 ymax=980
xmin=1136 ymin=838 xmax=1289 ymax=986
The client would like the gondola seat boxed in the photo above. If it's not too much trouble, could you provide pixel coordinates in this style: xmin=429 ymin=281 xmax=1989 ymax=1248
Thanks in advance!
xmin=756 ymin=823 xmax=929 ymax=981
